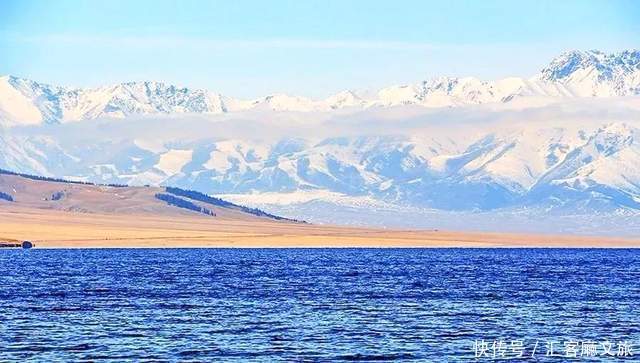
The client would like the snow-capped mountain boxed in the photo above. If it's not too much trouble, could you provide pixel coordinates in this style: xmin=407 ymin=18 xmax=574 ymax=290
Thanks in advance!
xmin=0 ymin=76 xmax=234 ymax=125
xmin=2 ymin=97 xmax=640 ymax=214
xmin=1 ymin=49 xmax=640 ymax=235
xmin=539 ymin=49 xmax=640 ymax=96
xmin=376 ymin=50 xmax=640 ymax=106
xmin=1 ymin=50 xmax=639 ymax=126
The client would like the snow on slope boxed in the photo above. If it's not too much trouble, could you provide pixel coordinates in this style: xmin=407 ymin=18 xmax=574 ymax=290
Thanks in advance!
xmin=0 ymin=76 xmax=45 ymax=125
xmin=2 ymin=97 xmax=640 ymax=214
xmin=1 ymin=50 xmax=639 ymax=126
xmin=156 ymin=149 xmax=193 ymax=175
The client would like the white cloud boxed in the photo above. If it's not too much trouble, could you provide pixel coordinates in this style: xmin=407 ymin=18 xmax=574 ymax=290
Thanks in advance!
xmin=13 ymin=96 xmax=640 ymax=143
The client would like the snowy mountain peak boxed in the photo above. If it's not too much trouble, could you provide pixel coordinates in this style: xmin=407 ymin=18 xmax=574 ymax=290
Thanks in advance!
xmin=537 ymin=49 xmax=640 ymax=96
xmin=540 ymin=50 xmax=607 ymax=81
xmin=324 ymin=90 xmax=369 ymax=109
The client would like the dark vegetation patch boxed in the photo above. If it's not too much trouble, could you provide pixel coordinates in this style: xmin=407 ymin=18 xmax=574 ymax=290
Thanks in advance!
xmin=0 ymin=191 xmax=13 ymax=202
xmin=165 ymin=187 xmax=304 ymax=222
xmin=0 ymin=169 xmax=127 ymax=188
xmin=50 ymin=191 xmax=65 ymax=201
xmin=155 ymin=193 xmax=215 ymax=216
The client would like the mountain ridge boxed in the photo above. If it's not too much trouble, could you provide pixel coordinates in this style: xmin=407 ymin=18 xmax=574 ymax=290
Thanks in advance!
xmin=1 ymin=49 xmax=639 ymax=126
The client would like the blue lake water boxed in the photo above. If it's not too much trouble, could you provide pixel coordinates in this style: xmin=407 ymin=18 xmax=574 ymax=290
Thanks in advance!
xmin=1 ymin=248 xmax=639 ymax=361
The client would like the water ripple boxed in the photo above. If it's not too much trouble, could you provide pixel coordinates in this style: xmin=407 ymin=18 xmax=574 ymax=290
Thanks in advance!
xmin=1 ymin=248 xmax=639 ymax=360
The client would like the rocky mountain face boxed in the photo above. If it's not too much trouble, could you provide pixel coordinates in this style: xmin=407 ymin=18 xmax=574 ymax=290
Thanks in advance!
xmin=539 ymin=50 xmax=640 ymax=95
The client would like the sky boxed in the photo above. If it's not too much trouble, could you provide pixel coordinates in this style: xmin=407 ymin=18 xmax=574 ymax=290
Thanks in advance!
xmin=1 ymin=0 xmax=638 ymax=98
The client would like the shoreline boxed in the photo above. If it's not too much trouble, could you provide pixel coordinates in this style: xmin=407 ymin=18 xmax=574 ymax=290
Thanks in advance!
xmin=1 ymin=207 xmax=639 ymax=249
xmin=20 ymin=245 xmax=640 ymax=249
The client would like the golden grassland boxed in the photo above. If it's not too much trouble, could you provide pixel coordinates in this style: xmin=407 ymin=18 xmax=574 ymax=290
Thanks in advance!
xmin=1 ymin=206 xmax=638 ymax=248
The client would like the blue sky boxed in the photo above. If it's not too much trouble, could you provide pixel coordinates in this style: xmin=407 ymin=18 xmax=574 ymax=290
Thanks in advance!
xmin=1 ymin=0 xmax=638 ymax=98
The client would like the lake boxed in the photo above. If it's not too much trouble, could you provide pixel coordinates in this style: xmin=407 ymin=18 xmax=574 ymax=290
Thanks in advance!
xmin=1 ymin=248 xmax=639 ymax=361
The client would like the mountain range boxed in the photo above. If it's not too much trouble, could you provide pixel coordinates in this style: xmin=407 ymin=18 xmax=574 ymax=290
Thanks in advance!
xmin=1 ymin=50 xmax=639 ymax=126
xmin=1 ymin=49 xmax=640 ymax=235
